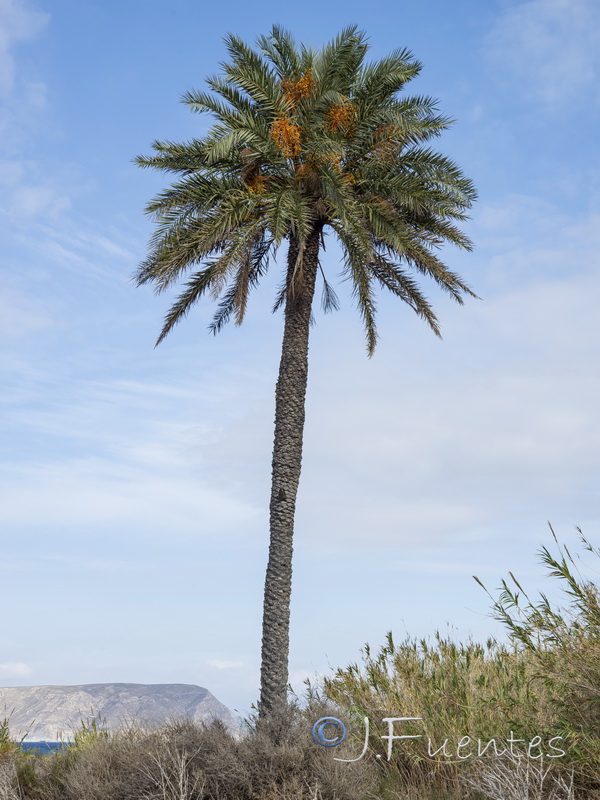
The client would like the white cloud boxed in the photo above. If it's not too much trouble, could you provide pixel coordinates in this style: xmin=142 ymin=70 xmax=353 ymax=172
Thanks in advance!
xmin=31 ymin=220 xmax=137 ymax=278
xmin=0 ymin=160 xmax=83 ymax=227
xmin=485 ymin=0 xmax=600 ymax=105
xmin=0 ymin=448 xmax=260 ymax=536
xmin=292 ymin=204 xmax=600 ymax=549
xmin=0 ymin=661 xmax=33 ymax=679
xmin=0 ymin=0 xmax=49 ymax=95
xmin=11 ymin=184 xmax=70 ymax=219
xmin=0 ymin=375 xmax=263 ymax=538
xmin=318 ymin=368 xmax=597 ymax=547
xmin=0 ymin=4 xmax=84 ymax=231
xmin=0 ymin=285 xmax=54 ymax=338
xmin=206 ymin=660 xmax=244 ymax=670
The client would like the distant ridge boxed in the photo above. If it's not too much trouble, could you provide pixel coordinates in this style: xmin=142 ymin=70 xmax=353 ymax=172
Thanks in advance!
xmin=0 ymin=683 xmax=238 ymax=742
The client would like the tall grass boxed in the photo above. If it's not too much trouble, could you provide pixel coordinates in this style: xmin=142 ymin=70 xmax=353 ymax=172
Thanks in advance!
xmin=483 ymin=526 xmax=600 ymax=788
xmin=323 ymin=526 xmax=600 ymax=799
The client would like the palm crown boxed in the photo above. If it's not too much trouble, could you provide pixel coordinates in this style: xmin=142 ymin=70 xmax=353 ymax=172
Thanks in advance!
xmin=135 ymin=25 xmax=477 ymax=353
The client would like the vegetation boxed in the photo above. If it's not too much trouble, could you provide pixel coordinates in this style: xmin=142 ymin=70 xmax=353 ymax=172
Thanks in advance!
xmin=0 ymin=718 xmax=18 ymax=761
xmin=0 ymin=712 xmax=375 ymax=800
xmin=2 ymin=530 xmax=599 ymax=799
xmin=323 ymin=527 xmax=600 ymax=798
xmin=134 ymin=25 xmax=477 ymax=717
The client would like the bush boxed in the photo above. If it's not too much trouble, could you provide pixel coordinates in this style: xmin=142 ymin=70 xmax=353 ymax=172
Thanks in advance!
xmin=3 ymin=708 xmax=377 ymax=800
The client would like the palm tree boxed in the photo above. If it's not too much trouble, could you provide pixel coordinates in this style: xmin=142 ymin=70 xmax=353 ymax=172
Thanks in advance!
xmin=134 ymin=26 xmax=477 ymax=718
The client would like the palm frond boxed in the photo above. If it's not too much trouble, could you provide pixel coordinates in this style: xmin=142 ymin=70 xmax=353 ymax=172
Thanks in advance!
xmin=221 ymin=33 xmax=282 ymax=112
xmin=370 ymin=254 xmax=441 ymax=336
xmin=210 ymin=229 xmax=272 ymax=332
xmin=154 ymin=268 xmax=216 ymax=345
xmin=256 ymin=26 xmax=302 ymax=80
xmin=313 ymin=26 xmax=368 ymax=96
xmin=134 ymin=139 xmax=208 ymax=174
xmin=329 ymin=217 xmax=379 ymax=355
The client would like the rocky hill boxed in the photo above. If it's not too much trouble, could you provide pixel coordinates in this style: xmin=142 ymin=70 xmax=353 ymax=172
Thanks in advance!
xmin=0 ymin=683 xmax=238 ymax=742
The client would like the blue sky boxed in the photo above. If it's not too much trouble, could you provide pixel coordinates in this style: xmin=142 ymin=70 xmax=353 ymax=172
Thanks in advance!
xmin=1 ymin=0 xmax=599 ymax=719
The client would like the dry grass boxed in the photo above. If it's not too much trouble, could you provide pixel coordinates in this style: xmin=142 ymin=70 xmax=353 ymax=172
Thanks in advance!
xmin=1 ymin=709 xmax=377 ymax=800
xmin=462 ymin=754 xmax=576 ymax=800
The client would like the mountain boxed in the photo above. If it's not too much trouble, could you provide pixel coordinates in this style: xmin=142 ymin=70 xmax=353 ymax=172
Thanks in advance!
xmin=0 ymin=683 xmax=238 ymax=742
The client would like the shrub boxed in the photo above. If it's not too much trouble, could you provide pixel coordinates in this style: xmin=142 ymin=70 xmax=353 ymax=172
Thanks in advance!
xmin=6 ymin=708 xmax=377 ymax=800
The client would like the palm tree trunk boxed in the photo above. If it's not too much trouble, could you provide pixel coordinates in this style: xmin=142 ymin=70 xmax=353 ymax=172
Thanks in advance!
xmin=259 ymin=223 xmax=322 ymax=718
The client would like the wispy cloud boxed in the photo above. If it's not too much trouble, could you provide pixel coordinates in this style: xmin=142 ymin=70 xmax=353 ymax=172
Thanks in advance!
xmin=0 ymin=374 xmax=263 ymax=538
xmin=485 ymin=0 xmax=600 ymax=106
xmin=0 ymin=0 xmax=49 ymax=95
xmin=0 ymin=453 xmax=259 ymax=535
xmin=206 ymin=660 xmax=244 ymax=670
xmin=0 ymin=661 xmax=33 ymax=679
xmin=0 ymin=285 xmax=54 ymax=338
xmin=295 ymin=203 xmax=600 ymax=548
xmin=29 ymin=220 xmax=138 ymax=280
xmin=0 ymin=3 xmax=100 ymax=251
xmin=0 ymin=552 xmax=136 ymax=575
xmin=0 ymin=158 xmax=92 ymax=231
